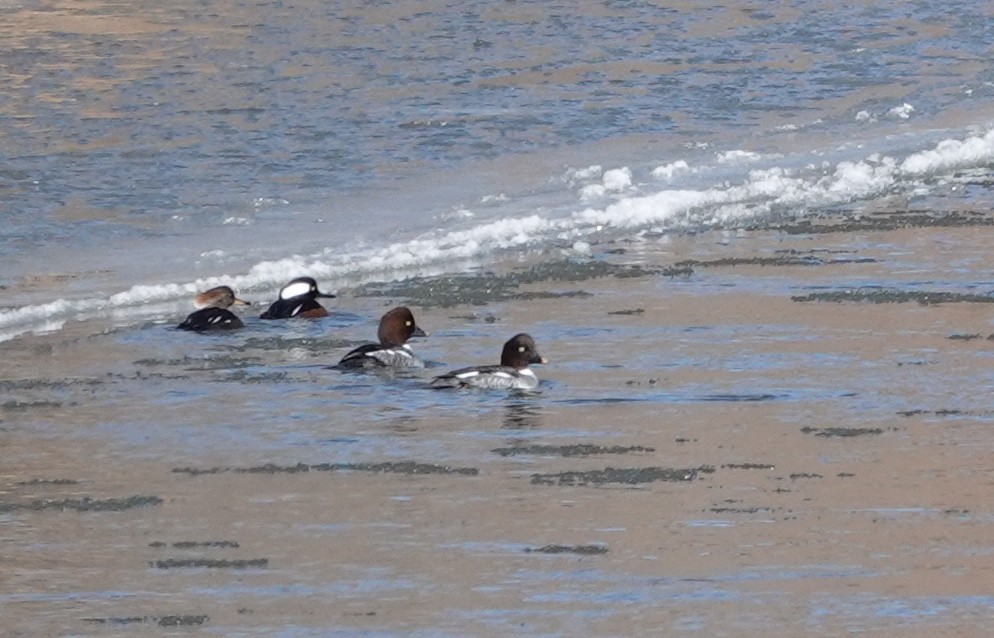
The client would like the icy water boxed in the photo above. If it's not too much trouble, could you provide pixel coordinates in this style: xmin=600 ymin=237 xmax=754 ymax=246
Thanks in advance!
xmin=4 ymin=0 xmax=994 ymax=635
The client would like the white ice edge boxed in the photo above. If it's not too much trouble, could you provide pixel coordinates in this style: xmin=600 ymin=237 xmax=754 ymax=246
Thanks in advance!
xmin=2 ymin=127 xmax=993 ymax=341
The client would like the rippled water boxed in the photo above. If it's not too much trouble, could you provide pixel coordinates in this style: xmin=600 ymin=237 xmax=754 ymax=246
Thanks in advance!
xmin=3 ymin=0 xmax=994 ymax=301
xmin=4 ymin=1 xmax=994 ymax=635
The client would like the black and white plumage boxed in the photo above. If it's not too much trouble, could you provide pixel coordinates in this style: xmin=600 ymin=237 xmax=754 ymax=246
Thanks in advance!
xmin=430 ymin=333 xmax=547 ymax=390
xmin=177 ymin=285 xmax=249 ymax=332
xmin=338 ymin=306 xmax=427 ymax=369
xmin=259 ymin=277 xmax=335 ymax=320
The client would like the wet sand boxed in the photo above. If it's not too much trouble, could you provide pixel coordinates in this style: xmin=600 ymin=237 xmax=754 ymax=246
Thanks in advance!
xmin=4 ymin=214 xmax=994 ymax=635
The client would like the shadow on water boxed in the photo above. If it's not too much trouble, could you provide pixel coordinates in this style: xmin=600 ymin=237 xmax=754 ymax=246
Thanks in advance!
xmin=552 ymin=391 xmax=788 ymax=407
xmin=502 ymin=397 xmax=545 ymax=430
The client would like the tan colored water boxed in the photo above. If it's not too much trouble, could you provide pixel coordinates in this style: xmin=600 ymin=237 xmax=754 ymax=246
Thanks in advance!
xmin=4 ymin=220 xmax=994 ymax=635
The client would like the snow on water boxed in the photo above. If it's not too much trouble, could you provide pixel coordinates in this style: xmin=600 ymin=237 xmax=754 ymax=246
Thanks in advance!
xmin=5 ymin=0 xmax=994 ymax=343
xmin=3 ymin=125 xmax=994 ymax=342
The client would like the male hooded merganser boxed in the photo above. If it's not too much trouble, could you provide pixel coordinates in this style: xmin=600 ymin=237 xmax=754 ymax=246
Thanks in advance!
xmin=430 ymin=333 xmax=547 ymax=390
xmin=177 ymin=285 xmax=250 ymax=331
xmin=259 ymin=276 xmax=335 ymax=319
xmin=337 ymin=306 xmax=428 ymax=369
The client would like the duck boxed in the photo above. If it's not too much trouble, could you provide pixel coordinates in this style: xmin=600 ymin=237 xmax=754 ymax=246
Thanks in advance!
xmin=337 ymin=306 xmax=427 ymax=369
xmin=177 ymin=286 xmax=250 ymax=331
xmin=259 ymin=276 xmax=335 ymax=319
xmin=430 ymin=333 xmax=547 ymax=390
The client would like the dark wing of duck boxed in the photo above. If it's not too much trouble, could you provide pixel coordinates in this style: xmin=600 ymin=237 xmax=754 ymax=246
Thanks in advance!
xmin=430 ymin=364 xmax=518 ymax=389
xmin=177 ymin=308 xmax=244 ymax=331
xmin=338 ymin=344 xmax=422 ymax=369
xmin=260 ymin=298 xmax=328 ymax=319
xmin=337 ymin=343 xmax=384 ymax=368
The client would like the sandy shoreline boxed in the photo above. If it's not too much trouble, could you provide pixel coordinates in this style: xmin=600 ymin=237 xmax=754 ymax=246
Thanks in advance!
xmin=4 ymin=215 xmax=994 ymax=635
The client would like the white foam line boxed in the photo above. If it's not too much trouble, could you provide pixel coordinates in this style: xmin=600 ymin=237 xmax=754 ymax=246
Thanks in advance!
xmin=3 ymin=127 xmax=993 ymax=342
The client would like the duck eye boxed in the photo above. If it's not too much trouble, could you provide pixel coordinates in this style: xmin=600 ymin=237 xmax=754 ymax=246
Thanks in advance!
xmin=406 ymin=320 xmax=412 ymax=326
xmin=518 ymin=346 xmax=526 ymax=352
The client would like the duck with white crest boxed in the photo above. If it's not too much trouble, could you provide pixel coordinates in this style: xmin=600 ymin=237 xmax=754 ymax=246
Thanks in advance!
xmin=177 ymin=285 xmax=250 ymax=331
xmin=260 ymin=276 xmax=336 ymax=319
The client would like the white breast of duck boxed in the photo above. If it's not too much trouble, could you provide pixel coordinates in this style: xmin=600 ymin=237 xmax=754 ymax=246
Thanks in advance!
xmin=431 ymin=333 xmax=546 ymax=390
xmin=364 ymin=344 xmax=425 ymax=369
xmin=447 ymin=365 xmax=538 ymax=390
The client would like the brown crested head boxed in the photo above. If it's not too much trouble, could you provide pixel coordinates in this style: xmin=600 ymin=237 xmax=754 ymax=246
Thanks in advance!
xmin=194 ymin=285 xmax=249 ymax=309
xmin=377 ymin=306 xmax=427 ymax=347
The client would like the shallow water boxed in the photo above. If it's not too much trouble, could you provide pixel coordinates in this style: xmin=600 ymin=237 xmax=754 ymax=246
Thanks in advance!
xmin=6 ymin=217 xmax=994 ymax=635
xmin=4 ymin=0 xmax=994 ymax=635
xmin=3 ymin=0 xmax=994 ymax=326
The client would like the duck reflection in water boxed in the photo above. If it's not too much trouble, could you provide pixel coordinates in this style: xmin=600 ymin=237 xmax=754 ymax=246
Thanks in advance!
xmin=502 ymin=398 xmax=544 ymax=429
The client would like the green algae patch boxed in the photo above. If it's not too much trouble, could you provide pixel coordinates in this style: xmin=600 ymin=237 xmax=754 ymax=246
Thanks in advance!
xmin=0 ymin=495 xmax=162 ymax=513
xmin=897 ymin=408 xmax=994 ymax=418
xmin=352 ymin=259 xmax=683 ymax=308
xmin=709 ymin=506 xmax=774 ymax=514
xmin=174 ymin=461 xmax=479 ymax=477
xmin=608 ymin=308 xmax=645 ymax=315
xmin=214 ymin=370 xmax=291 ymax=384
xmin=531 ymin=465 xmax=710 ymax=486
xmin=800 ymin=426 xmax=884 ymax=437
xmin=151 ymin=558 xmax=268 ymax=569
xmin=83 ymin=615 xmax=209 ymax=627
xmin=676 ymin=255 xmax=824 ymax=268
xmin=149 ymin=540 xmax=240 ymax=549
xmin=722 ymin=463 xmax=776 ymax=470
xmin=947 ymin=333 xmax=994 ymax=341
xmin=525 ymin=544 xmax=609 ymax=555
xmin=492 ymin=444 xmax=655 ymax=457
xmin=792 ymin=289 xmax=994 ymax=305
xmin=309 ymin=461 xmax=479 ymax=476
xmin=15 ymin=478 xmax=79 ymax=486
xmin=764 ymin=210 xmax=994 ymax=235
xmin=0 ymin=377 xmax=104 ymax=391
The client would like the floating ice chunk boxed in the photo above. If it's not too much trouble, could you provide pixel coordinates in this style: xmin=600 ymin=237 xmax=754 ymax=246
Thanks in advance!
xmin=579 ymin=184 xmax=606 ymax=201
xmin=580 ymin=167 xmax=633 ymax=200
xmin=855 ymin=110 xmax=875 ymax=122
xmin=900 ymin=128 xmax=994 ymax=175
xmin=563 ymin=164 xmax=602 ymax=185
xmin=602 ymin=167 xmax=633 ymax=192
xmin=825 ymin=159 xmax=897 ymax=199
xmin=888 ymin=103 xmax=915 ymax=119
xmin=435 ymin=208 xmax=475 ymax=222
xmin=716 ymin=149 xmax=761 ymax=164
xmin=652 ymin=160 xmax=689 ymax=179
xmin=253 ymin=197 xmax=289 ymax=208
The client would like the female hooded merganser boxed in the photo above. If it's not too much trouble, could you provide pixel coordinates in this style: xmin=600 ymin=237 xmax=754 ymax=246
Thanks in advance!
xmin=177 ymin=285 xmax=250 ymax=331
xmin=259 ymin=276 xmax=335 ymax=319
xmin=338 ymin=306 xmax=428 ymax=369
xmin=430 ymin=333 xmax=547 ymax=390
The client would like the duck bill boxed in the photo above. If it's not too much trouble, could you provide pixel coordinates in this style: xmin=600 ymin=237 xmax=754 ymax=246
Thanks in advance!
xmin=316 ymin=291 xmax=336 ymax=299
xmin=232 ymin=298 xmax=251 ymax=306
xmin=412 ymin=327 xmax=428 ymax=338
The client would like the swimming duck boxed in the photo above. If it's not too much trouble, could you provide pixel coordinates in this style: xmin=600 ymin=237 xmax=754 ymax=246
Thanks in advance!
xmin=338 ymin=306 xmax=428 ymax=369
xmin=260 ymin=276 xmax=335 ymax=319
xmin=177 ymin=285 xmax=250 ymax=331
xmin=430 ymin=333 xmax=547 ymax=390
